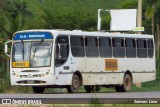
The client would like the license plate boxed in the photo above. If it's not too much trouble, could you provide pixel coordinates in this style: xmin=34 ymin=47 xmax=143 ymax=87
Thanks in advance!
xmin=27 ymin=80 xmax=34 ymax=84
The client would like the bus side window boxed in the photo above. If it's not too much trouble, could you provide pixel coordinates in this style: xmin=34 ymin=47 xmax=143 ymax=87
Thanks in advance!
xmin=126 ymin=38 xmax=136 ymax=58
xmin=85 ymin=37 xmax=99 ymax=57
xmin=70 ymin=36 xmax=85 ymax=57
xmin=99 ymin=37 xmax=112 ymax=57
xmin=148 ymin=39 xmax=154 ymax=58
xmin=55 ymin=36 xmax=69 ymax=67
xmin=112 ymin=38 xmax=125 ymax=58
xmin=137 ymin=39 xmax=147 ymax=58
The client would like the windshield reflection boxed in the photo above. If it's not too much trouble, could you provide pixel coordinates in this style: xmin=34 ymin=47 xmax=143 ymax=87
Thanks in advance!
xmin=12 ymin=41 xmax=52 ymax=67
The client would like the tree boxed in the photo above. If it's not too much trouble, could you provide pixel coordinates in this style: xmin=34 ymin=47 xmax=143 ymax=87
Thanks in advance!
xmin=144 ymin=0 xmax=160 ymax=57
xmin=0 ymin=0 xmax=31 ymax=39
xmin=0 ymin=0 xmax=31 ymax=80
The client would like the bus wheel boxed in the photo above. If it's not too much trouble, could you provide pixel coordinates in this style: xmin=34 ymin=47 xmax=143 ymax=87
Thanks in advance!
xmin=67 ymin=74 xmax=80 ymax=93
xmin=32 ymin=86 xmax=45 ymax=93
xmin=84 ymin=85 xmax=101 ymax=93
xmin=115 ymin=74 xmax=132 ymax=92
xmin=122 ymin=74 xmax=132 ymax=92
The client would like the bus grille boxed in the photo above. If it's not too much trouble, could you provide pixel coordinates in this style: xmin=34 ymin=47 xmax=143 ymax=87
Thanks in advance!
xmin=17 ymin=80 xmax=46 ymax=84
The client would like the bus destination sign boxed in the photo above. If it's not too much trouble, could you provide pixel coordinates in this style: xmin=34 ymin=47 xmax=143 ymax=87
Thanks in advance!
xmin=13 ymin=32 xmax=53 ymax=40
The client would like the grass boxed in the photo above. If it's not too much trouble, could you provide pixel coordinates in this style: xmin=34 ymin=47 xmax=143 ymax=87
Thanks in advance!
xmin=132 ymin=80 xmax=160 ymax=92
xmin=3 ymin=86 xmax=33 ymax=94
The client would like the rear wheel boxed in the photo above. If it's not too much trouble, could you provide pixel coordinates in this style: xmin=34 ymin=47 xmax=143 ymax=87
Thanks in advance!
xmin=32 ymin=86 xmax=45 ymax=93
xmin=123 ymin=74 xmax=132 ymax=92
xmin=67 ymin=75 xmax=80 ymax=93
xmin=115 ymin=74 xmax=132 ymax=92
xmin=84 ymin=85 xmax=101 ymax=93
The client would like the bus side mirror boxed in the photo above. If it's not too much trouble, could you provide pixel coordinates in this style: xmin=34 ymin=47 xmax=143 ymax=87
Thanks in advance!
xmin=5 ymin=44 xmax=8 ymax=54
xmin=4 ymin=40 xmax=12 ymax=57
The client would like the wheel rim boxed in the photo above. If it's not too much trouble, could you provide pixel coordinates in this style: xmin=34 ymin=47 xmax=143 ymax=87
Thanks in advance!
xmin=72 ymin=76 xmax=80 ymax=90
xmin=124 ymin=76 xmax=131 ymax=91
xmin=72 ymin=79 xmax=79 ymax=89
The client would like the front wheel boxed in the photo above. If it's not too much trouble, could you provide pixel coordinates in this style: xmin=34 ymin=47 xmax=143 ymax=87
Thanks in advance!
xmin=32 ymin=86 xmax=45 ymax=93
xmin=67 ymin=75 xmax=80 ymax=93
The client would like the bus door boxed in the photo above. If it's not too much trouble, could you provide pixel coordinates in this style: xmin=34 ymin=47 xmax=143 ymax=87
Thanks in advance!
xmin=55 ymin=36 xmax=70 ymax=74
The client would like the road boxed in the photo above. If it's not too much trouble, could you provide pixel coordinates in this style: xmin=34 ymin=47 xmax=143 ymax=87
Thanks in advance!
xmin=0 ymin=92 xmax=160 ymax=104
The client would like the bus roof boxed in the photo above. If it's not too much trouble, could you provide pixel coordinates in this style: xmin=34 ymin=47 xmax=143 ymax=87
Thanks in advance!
xmin=14 ymin=29 xmax=154 ymax=39
xmin=59 ymin=30 xmax=153 ymax=39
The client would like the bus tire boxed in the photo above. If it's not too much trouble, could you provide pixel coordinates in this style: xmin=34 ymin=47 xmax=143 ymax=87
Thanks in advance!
xmin=122 ymin=73 xmax=132 ymax=92
xmin=115 ymin=74 xmax=132 ymax=92
xmin=67 ymin=74 xmax=80 ymax=93
xmin=32 ymin=86 xmax=45 ymax=93
xmin=84 ymin=85 xmax=101 ymax=93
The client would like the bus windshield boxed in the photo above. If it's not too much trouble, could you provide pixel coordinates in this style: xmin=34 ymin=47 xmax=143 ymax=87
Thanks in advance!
xmin=12 ymin=41 xmax=52 ymax=67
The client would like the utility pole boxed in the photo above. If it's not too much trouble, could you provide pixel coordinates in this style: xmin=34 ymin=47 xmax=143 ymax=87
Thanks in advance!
xmin=97 ymin=9 xmax=102 ymax=31
xmin=137 ymin=0 xmax=142 ymax=34
xmin=136 ymin=0 xmax=142 ymax=88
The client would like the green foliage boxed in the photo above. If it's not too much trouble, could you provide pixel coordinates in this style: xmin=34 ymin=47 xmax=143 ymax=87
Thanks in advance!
xmin=89 ymin=97 xmax=104 ymax=107
xmin=101 ymin=11 xmax=111 ymax=30
xmin=23 ymin=0 xmax=125 ymax=30
xmin=90 ymin=97 xmax=102 ymax=104
xmin=156 ymin=58 xmax=160 ymax=81
xmin=0 ymin=0 xmax=159 ymax=38
xmin=42 ymin=9 xmax=96 ymax=30
xmin=0 ymin=42 xmax=8 ymax=82
xmin=0 ymin=71 xmax=11 ymax=93
xmin=145 ymin=6 xmax=155 ymax=19
xmin=121 ymin=0 xmax=137 ymax=9
xmin=0 ymin=0 xmax=31 ymax=39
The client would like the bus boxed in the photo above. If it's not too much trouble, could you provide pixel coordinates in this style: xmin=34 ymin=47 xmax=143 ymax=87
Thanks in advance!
xmin=5 ymin=29 xmax=156 ymax=93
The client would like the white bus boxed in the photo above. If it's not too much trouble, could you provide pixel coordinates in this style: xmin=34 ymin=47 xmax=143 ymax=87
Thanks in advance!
xmin=5 ymin=29 xmax=156 ymax=93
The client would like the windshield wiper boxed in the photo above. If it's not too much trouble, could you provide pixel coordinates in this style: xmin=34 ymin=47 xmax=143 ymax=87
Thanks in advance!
xmin=32 ymin=39 xmax=44 ymax=58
